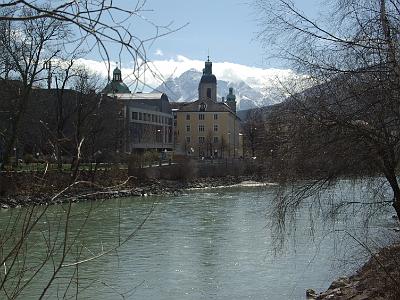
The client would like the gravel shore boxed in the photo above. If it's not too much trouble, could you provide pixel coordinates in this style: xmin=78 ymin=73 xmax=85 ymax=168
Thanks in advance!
xmin=307 ymin=243 xmax=400 ymax=300
xmin=0 ymin=175 xmax=262 ymax=209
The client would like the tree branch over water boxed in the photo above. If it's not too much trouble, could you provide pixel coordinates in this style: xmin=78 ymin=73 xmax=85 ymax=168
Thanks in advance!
xmin=0 ymin=2 xmax=181 ymax=297
xmin=255 ymin=0 xmax=400 ymax=248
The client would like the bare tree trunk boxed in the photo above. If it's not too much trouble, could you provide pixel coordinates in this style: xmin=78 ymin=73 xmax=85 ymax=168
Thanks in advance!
xmin=385 ymin=170 xmax=400 ymax=219
xmin=0 ymin=86 xmax=31 ymax=171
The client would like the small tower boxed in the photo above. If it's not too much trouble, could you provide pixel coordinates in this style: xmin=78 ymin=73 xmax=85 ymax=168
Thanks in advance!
xmin=198 ymin=56 xmax=217 ymax=101
xmin=113 ymin=67 xmax=122 ymax=82
xmin=102 ymin=66 xmax=131 ymax=94
xmin=226 ymin=87 xmax=237 ymax=113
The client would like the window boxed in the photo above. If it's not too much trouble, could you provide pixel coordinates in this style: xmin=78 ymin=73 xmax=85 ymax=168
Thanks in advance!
xmin=139 ymin=112 xmax=143 ymax=120
xmin=199 ymin=114 xmax=205 ymax=120
xmin=214 ymin=114 xmax=218 ymax=120
xmin=213 ymin=136 xmax=219 ymax=144
xmin=199 ymin=136 xmax=205 ymax=144
xmin=152 ymin=115 xmax=155 ymax=122
xmin=186 ymin=125 xmax=191 ymax=132
xmin=207 ymin=88 xmax=211 ymax=98
xmin=198 ymin=124 xmax=205 ymax=132
xmin=199 ymin=102 xmax=206 ymax=112
xmin=132 ymin=112 xmax=138 ymax=120
xmin=186 ymin=136 xmax=191 ymax=143
xmin=214 ymin=124 xmax=218 ymax=132
xmin=186 ymin=114 xmax=190 ymax=120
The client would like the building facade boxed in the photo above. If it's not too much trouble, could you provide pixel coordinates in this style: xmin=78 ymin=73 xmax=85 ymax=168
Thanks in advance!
xmin=103 ymin=67 xmax=174 ymax=153
xmin=175 ymin=58 xmax=242 ymax=158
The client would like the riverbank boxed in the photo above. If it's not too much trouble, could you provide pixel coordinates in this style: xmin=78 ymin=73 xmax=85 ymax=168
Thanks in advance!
xmin=307 ymin=243 xmax=400 ymax=300
xmin=0 ymin=172 xmax=264 ymax=208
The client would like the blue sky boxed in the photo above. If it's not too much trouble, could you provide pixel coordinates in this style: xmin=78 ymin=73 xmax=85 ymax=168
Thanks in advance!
xmin=86 ymin=0 xmax=320 ymax=70
xmin=81 ymin=0 xmax=320 ymax=91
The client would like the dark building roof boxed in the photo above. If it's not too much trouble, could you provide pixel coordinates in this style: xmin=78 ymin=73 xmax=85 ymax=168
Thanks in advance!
xmin=169 ymin=102 xmax=188 ymax=110
xmin=116 ymin=92 xmax=165 ymax=100
xmin=117 ymin=92 xmax=172 ymax=114
xmin=200 ymin=74 xmax=217 ymax=84
xmin=102 ymin=81 xmax=131 ymax=94
xmin=178 ymin=98 xmax=237 ymax=115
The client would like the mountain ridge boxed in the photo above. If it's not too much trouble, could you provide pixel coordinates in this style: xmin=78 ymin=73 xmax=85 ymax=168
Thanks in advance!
xmin=153 ymin=69 xmax=280 ymax=110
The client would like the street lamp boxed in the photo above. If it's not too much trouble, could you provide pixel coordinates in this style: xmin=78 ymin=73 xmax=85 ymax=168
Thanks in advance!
xmin=227 ymin=132 xmax=231 ymax=158
xmin=157 ymin=129 xmax=161 ymax=144
xmin=238 ymin=133 xmax=243 ymax=158
xmin=13 ymin=147 xmax=17 ymax=167
xmin=157 ymin=128 xmax=164 ymax=149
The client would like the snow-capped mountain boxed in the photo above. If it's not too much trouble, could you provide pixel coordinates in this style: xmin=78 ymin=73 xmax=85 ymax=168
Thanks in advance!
xmin=153 ymin=69 xmax=279 ymax=110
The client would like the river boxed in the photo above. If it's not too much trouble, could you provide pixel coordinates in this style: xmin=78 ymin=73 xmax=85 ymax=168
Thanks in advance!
xmin=0 ymin=180 xmax=398 ymax=299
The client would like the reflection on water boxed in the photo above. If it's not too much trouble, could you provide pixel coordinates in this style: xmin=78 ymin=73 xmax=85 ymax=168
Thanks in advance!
xmin=0 ymin=182 xmax=397 ymax=299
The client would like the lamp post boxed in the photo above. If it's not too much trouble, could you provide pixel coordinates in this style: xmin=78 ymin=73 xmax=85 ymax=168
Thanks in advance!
xmin=238 ymin=133 xmax=243 ymax=158
xmin=227 ymin=132 xmax=231 ymax=158
xmin=251 ymin=127 xmax=257 ymax=158
xmin=13 ymin=147 xmax=17 ymax=167
xmin=36 ymin=152 xmax=39 ymax=171
xmin=157 ymin=129 xmax=161 ymax=146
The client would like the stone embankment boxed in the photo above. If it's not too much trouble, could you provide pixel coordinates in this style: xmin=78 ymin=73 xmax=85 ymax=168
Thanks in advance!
xmin=307 ymin=243 xmax=400 ymax=300
xmin=0 ymin=175 xmax=261 ymax=209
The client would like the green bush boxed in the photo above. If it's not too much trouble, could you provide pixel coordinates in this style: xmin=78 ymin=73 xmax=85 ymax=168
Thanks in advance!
xmin=23 ymin=153 xmax=36 ymax=164
xmin=142 ymin=150 xmax=159 ymax=166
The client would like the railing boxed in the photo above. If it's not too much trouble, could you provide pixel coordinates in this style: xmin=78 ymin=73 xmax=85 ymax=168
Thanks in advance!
xmin=130 ymin=142 xmax=174 ymax=149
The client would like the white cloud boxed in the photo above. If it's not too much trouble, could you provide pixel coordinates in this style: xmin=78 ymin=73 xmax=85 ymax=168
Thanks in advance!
xmin=76 ymin=55 xmax=297 ymax=94
xmin=155 ymin=49 xmax=164 ymax=56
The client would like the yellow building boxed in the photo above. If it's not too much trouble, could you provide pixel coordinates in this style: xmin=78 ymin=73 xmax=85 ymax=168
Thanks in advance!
xmin=176 ymin=58 xmax=242 ymax=158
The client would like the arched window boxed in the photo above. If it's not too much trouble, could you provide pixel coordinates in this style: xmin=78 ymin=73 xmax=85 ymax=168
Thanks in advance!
xmin=207 ymin=88 xmax=212 ymax=98
xmin=199 ymin=102 xmax=206 ymax=112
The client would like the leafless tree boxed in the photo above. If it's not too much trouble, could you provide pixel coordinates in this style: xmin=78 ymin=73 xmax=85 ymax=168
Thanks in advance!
xmin=0 ymin=9 xmax=68 ymax=172
xmin=0 ymin=1 xmax=185 ymax=172
xmin=242 ymin=108 xmax=264 ymax=158
xmin=205 ymin=130 xmax=214 ymax=158
xmin=255 ymin=0 xmax=400 ymax=226
xmin=220 ymin=135 xmax=227 ymax=158
xmin=0 ymin=180 xmax=155 ymax=299
xmin=0 ymin=1 xmax=182 ymax=298
xmin=0 ymin=1 xmax=185 ymax=74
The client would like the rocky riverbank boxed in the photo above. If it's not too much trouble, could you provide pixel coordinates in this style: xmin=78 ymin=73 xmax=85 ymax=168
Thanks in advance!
xmin=307 ymin=243 xmax=400 ymax=300
xmin=0 ymin=174 xmax=263 ymax=209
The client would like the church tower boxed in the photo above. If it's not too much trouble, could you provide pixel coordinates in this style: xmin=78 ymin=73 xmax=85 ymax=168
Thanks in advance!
xmin=102 ymin=66 xmax=131 ymax=94
xmin=226 ymin=87 xmax=237 ymax=112
xmin=198 ymin=57 xmax=217 ymax=101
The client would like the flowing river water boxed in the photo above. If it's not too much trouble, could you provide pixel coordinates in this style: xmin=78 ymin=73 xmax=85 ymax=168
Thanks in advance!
xmin=0 ymin=181 xmax=398 ymax=299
